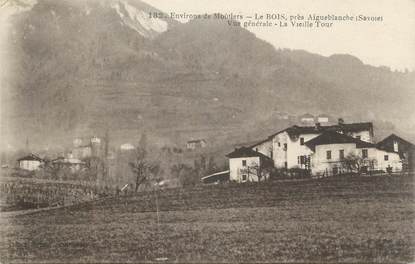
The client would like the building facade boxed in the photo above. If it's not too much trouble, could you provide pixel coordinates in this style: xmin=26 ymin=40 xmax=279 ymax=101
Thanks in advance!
xmin=251 ymin=121 xmax=374 ymax=170
xmin=244 ymin=121 xmax=403 ymax=177
xmin=305 ymin=131 xmax=402 ymax=176
xmin=17 ymin=154 xmax=43 ymax=171
xmin=186 ymin=139 xmax=207 ymax=150
xmin=226 ymin=147 xmax=273 ymax=183
xmin=377 ymin=134 xmax=415 ymax=171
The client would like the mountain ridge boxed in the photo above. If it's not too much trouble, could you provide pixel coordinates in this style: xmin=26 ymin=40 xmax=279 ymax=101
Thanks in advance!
xmin=1 ymin=0 xmax=414 ymax=151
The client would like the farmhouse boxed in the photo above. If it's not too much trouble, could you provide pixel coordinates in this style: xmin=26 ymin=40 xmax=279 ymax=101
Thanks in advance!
xmin=52 ymin=157 xmax=86 ymax=173
xmin=251 ymin=120 xmax=374 ymax=170
xmin=224 ymin=119 xmax=409 ymax=179
xmin=226 ymin=147 xmax=273 ymax=183
xmin=305 ymin=131 xmax=401 ymax=176
xmin=17 ymin=154 xmax=43 ymax=171
xmin=186 ymin=139 xmax=207 ymax=150
xmin=377 ymin=134 xmax=415 ymax=171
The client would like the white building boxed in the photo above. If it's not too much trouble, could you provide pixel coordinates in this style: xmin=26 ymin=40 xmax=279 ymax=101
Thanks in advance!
xmin=226 ymin=147 xmax=273 ymax=183
xmin=17 ymin=154 xmax=43 ymax=171
xmin=250 ymin=121 xmax=374 ymax=171
xmin=120 ymin=143 xmax=135 ymax=151
xmin=222 ymin=120 xmax=406 ymax=182
xmin=246 ymin=121 xmax=403 ymax=176
xmin=305 ymin=131 xmax=401 ymax=176
xmin=186 ymin=139 xmax=207 ymax=150
xmin=52 ymin=157 xmax=86 ymax=173
xmin=317 ymin=114 xmax=330 ymax=124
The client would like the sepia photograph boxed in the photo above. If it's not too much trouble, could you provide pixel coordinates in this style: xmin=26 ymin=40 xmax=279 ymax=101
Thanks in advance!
xmin=0 ymin=0 xmax=414 ymax=263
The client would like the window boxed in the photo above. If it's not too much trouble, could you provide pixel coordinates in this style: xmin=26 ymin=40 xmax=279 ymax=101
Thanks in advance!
xmin=356 ymin=136 xmax=361 ymax=140
xmin=300 ymin=137 xmax=304 ymax=145
xmin=278 ymin=142 xmax=281 ymax=147
xmin=242 ymin=160 xmax=247 ymax=166
xmin=284 ymin=143 xmax=287 ymax=151
xmin=255 ymin=148 xmax=258 ymax=152
xmin=384 ymin=155 xmax=389 ymax=161
xmin=362 ymin=149 xmax=368 ymax=159
xmin=393 ymin=141 xmax=399 ymax=152
xmin=339 ymin=150 xmax=344 ymax=160
xmin=270 ymin=150 xmax=273 ymax=159
xmin=300 ymin=156 xmax=305 ymax=164
xmin=326 ymin=150 xmax=332 ymax=160
xmin=242 ymin=175 xmax=247 ymax=181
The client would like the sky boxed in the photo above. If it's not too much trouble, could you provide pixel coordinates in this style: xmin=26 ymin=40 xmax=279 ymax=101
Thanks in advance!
xmin=145 ymin=0 xmax=415 ymax=71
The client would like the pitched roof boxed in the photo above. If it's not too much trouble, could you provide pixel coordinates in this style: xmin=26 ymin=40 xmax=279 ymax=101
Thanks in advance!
xmin=249 ymin=138 xmax=272 ymax=148
xmin=331 ymin=122 xmax=373 ymax=133
xmin=376 ymin=134 xmax=415 ymax=154
xmin=305 ymin=131 xmax=375 ymax=151
xmin=377 ymin=134 xmax=415 ymax=148
xmin=269 ymin=122 xmax=373 ymax=138
xmin=250 ymin=122 xmax=373 ymax=149
xmin=226 ymin=147 xmax=271 ymax=160
xmin=17 ymin=154 xmax=43 ymax=162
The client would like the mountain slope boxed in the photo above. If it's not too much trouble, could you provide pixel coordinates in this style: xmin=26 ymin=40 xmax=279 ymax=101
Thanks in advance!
xmin=1 ymin=0 xmax=414 ymax=151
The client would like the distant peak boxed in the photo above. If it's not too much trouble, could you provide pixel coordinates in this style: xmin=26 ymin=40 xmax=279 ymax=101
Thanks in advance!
xmin=111 ymin=0 xmax=168 ymax=38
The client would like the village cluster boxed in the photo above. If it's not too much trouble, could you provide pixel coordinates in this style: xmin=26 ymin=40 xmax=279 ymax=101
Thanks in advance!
xmin=16 ymin=136 xmax=106 ymax=173
xmin=204 ymin=117 xmax=415 ymax=183
xmin=14 ymin=115 xmax=415 ymax=186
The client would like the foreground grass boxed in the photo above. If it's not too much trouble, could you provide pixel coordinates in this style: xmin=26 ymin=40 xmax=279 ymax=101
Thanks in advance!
xmin=0 ymin=175 xmax=414 ymax=263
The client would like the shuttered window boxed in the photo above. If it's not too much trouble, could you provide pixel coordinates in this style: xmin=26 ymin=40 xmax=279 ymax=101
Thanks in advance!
xmin=326 ymin=150 xmax=332 ymax=160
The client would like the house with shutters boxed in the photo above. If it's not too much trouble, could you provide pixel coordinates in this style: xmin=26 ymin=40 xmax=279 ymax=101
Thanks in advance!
xmin=250 ymin=120 xmax=374 ymax=171
xmin=304 ymin=131 xmax=401 ymax=176
xmin=221 ymin=118 xmax=413 ymax=182
xmin=225 ymin=119 xmax=406 ymax=178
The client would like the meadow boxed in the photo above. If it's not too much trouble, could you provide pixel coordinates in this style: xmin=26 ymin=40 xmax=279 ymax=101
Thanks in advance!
xmin=0 ymin=174 xmax=414 ymax=263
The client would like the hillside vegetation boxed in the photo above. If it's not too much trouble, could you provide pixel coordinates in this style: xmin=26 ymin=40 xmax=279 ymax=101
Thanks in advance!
xmin=2 ymin=0 xmax=415 ymax=151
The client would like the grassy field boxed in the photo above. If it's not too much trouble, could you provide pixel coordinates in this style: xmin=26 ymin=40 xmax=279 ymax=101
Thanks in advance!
xmin=0 ymin=175 xmax=414 ymax=263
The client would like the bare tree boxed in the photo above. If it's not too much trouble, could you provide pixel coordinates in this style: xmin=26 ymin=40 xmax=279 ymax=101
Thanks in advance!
xmin=340 ymin=153 xmax=363 ymax=174
xmin=340 ymin=153 xmax=375 ymax=175
xmin=129 ymin=147 xmax=149 ymax=193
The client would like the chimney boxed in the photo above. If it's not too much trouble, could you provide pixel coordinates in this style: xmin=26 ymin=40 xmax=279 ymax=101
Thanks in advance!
xmin=338 ymin=118 xmax=345 ymax=125
xmin=315 ymin=122 xmax=321 ymax=130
